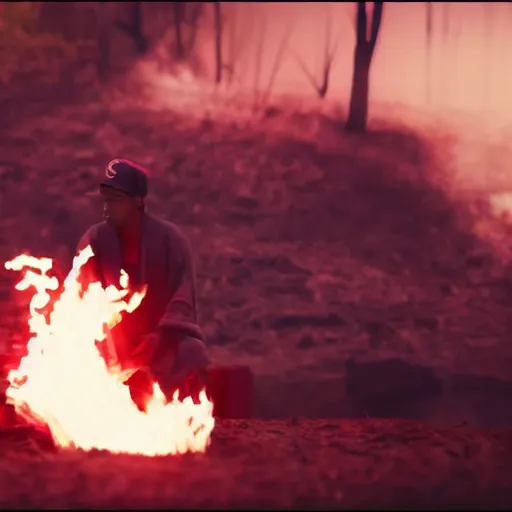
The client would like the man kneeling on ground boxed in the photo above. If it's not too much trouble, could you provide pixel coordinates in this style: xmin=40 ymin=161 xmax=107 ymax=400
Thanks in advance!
xmin=77 ymin=158 xmax=210 ymax=411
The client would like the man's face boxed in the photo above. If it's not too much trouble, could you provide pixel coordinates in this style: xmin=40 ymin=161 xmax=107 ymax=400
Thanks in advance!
xmin=100 ymin=186 xmax=141 ymax=228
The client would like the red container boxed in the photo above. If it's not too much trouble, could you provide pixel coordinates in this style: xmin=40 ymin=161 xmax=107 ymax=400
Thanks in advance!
xmin=207 ymin=365 xmax=253 ymax=419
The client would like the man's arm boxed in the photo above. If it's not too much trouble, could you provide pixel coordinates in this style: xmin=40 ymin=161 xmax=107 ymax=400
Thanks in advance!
xmin=149 ymin=226 xmax=210 ymax=397
xmin=158 ymin=226 xmax=203 ymax=342
xmin=75 ymin=227 xmax=101 ymax=288
xmin=128 ymin=225 xmax=210 ymax=395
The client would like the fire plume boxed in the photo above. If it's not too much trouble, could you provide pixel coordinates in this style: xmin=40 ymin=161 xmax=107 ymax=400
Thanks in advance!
xmin=4 ymin=246 xmax=214 ymax=455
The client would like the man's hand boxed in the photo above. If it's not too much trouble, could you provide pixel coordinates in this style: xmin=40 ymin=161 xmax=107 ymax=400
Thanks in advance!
xmin=118 ymin=334 xmax=211 ymax=411
xmin=152 ymin=337 xmax=211 ymax=403
xmin=129 ymin=332 xmax=162 ymax=369
xmin=124 ymin=369 xmax=153 ymax=413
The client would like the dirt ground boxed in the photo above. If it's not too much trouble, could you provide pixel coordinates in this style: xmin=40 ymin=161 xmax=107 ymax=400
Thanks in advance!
xmin=0 ymin=419 xmax=511 ymax=510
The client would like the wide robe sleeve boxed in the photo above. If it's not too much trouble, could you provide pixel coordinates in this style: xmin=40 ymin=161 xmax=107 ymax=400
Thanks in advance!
xmin=158 ymin=226 xmax=203 ymax=343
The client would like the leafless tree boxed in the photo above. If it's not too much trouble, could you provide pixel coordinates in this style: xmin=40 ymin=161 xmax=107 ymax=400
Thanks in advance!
xmin=173 ymin=2 xmax=185 ymax=59
xmin=97 ymin=3 xmax=113 ymax=83
xmin=168 ymin=2 xmax=204 ymax=61
xmin=345 ymin=2 xmax=384 ymax=133
xmin=441 ymin=2 xmax=450 ymax=102
xmin=115 ymin=1 xmax=148 ymax=55
xmin=37 ymin=2 xmax=77 ymax=40
xmin=441 ymin=2 xmax=449 ymax=44
xmin=258 ymin=22 xmax=293 ymax=107
xmin=483 ymin=2 xmax=493 ymax=109
xmin=252 ymin=15 xmax=266 ymax=107
xmin=213 ymin=1 xmax=223 ymax=84
xmin=293 ymin=13 xmax=338 ymax=99
xmin=425 ymin=2 xmax=432 ymax=105
xmin=223 ymin=3 xmax=247 ymax=87
xmin=186 ymin=3 xmax=204 ymax=57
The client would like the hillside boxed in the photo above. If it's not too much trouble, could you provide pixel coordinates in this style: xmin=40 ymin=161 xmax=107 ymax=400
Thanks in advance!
xmin=1 ymin=67 xmax=512 ymax=421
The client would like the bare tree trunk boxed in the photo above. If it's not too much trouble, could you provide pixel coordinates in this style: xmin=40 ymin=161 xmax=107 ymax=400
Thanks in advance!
xmin=441 ymin=2 xmax=450 ymax=103
xmin=184 ymin=3 xmax=204 ymax=58
xmin=132 ymin=2 xmax=147 ymax=54
xmin=173 ymin=2 xmax=184 ymax=59
xmin=226 ymin=3 xmax=238 ymax=86
xmin=213 ymin=1 xmax=223 ymax=84
xmin=425 ymin=1 xmax=432 ymax=106
xmin=317 ymin=11 xmax=336 ymax=99
xmin=253 ymin=15 xmax=266 ymax=108
xmin=293 ymin=8 xmax=338 ymax=100
xmin=37 ymin=2 xmax=77 ymax=41
xmin=441 ymin=3 xmax=449 ymax=49
xmin=483 ymin=2 xmax=492 ymax=110
xmin=508 ymin=4 xmax=512 ymax=100
xmin=97 ymin=3 xmax=112 ymax=83
xmin=345 ymin=2 xmax=384 ymax=133
xmin=116 ymin=2 xmax=148 ymax=55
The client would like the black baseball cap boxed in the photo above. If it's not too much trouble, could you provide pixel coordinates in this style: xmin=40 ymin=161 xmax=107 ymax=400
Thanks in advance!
xmin=99 ymin=159 xmax=149 ymax=197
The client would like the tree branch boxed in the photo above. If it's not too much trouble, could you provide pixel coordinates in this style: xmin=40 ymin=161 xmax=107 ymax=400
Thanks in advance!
xmin=369 ymin=1 xmax=383 ymax=52
xmin=115 ymin=20 xmax=134 ymax=37
xmin=319 ymin=37 xmax=338 ymax=98
xmin=259 ymin=21 xmax=294 ymax=107
xmin=356 ymin=2 xmax=367 ymax=46
xmin=291 ymin=49 xmax=320 ymax=93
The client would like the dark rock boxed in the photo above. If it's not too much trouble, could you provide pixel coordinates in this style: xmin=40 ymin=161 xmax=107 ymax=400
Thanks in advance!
xmin=228 ymin=265 xmax=252 ymax=286
xmin=439 ymin=283 xmax=453 ymax=296
xmin=234 ymin=196 xmax=259 ymax=210
xmin=52 ymin=206 xmax=71 ymax=223
xmin=413 ymin=316 xmax=439 ymax=331
xmin=345 ymin=357 xmax=443 ymax=405
xmin=250 ymin=318 xmax=262 ymax=329
xmin=238 ymin=339 xmax=264 ymax=355
xmin=67 ymin=131 xmax=94 ymax=145
xmin=0 ymin=164 xmax=26 ymax=184
xmin=248 ymin=255 xmax=312 ymax=276
xmin=271 ymin=313 xmax=346 ymax=330
xmin=229 ymin=255 xmax=244 ymax=265
xmin=451 ymin=373 xmax=512 ymax=397
xmin=224 ymin=211 xmax=257 ymax=226
xmin=200 ymin=118 xmax=214 ymax=131
xmin=297 ymin=336 xmax=315 ymax=350
xmin=227 ymin=298 xmax=246 ymax=308
xmin=466 ymin=253 xmax=491 ymax=269
xmin=263 ymin=106 xmax=281 ymax=119
xmin=79 ymin=170 xmax=95 ymax=182
xmin=262 ymin=276 xmax=313 ymax=300
xmin=253 ymin=375 xmax=345 ymax=418
xmin=209 ymin=325 xmax=237 ymax=346
xmin=7 ymin=135 xmax=36 ymax=148
xmin=363 ymin=321 xmax=395 ymax=348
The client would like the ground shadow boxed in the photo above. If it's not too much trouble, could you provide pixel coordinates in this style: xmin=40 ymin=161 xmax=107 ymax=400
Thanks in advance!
xmin=263 ymin=125 xmax=497 ymax=284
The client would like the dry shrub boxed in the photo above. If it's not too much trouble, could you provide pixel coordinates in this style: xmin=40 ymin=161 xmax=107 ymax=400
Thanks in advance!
xmin=0 ymin=3 xmax=77 ymax=85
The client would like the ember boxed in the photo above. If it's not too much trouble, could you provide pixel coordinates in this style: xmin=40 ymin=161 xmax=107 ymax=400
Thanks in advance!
xmin=4 ymin=246 xmax=214 ymax=455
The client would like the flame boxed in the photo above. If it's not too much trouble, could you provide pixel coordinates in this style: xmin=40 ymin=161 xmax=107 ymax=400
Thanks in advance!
xmin=3 ymin=246 xmax=215 ymax=455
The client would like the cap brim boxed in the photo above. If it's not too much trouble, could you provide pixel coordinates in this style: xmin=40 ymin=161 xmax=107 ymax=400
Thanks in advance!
xmin=99 ymin=182 xmax=133 ymax=197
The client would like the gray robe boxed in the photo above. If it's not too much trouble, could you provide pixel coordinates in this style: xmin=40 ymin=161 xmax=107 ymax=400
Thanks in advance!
xmin=76 ymin=213 xmax=209 ymax=392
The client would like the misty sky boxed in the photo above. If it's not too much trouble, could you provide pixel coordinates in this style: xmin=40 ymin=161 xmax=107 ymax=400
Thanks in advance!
xmin=199 ymin=2 xmax=511 ymax=122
